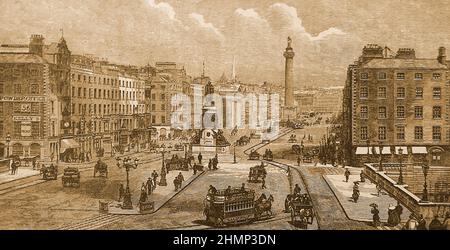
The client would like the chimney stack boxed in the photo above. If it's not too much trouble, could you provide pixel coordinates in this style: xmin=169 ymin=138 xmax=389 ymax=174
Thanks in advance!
xmin=438 ymin=47 xmax=447 ymax=64
xmin=29 ymin=34 xmax=44 ymax=57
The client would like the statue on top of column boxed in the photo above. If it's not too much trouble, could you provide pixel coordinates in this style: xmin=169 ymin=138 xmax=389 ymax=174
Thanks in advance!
xmin=287 ymin=36 xmax=292 ymax=48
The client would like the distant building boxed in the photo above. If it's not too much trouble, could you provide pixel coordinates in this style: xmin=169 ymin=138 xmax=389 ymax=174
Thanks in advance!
xmin=294 ymin=87 xmax=343 ymax=114
xmin=342 ymin=44 xmax=450 ymax=166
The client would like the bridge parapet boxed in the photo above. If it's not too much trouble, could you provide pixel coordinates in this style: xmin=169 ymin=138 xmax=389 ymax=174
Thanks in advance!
xmin=363 ymin=163 xmax=450 ymax=222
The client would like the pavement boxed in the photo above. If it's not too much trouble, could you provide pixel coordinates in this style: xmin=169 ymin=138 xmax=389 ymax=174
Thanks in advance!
xmin=105 ymin=170 xmax=206 ymax=215
xmin=0 ymin=167 xmax=40 ymax=185
xmin=324 ymin=174 xmax=407 ymax=223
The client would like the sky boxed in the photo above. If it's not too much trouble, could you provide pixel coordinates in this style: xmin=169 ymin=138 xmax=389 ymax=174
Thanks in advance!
xmin=1 ymin=0 xmax=450 ymax=87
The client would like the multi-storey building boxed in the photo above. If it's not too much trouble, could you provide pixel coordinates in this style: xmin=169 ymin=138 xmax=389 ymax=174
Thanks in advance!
xmin=0 ymin=34 xmax=71 ymax=161
xmin=342 ymin=44 xmax=450 ymax=166
xmin=70 ymin=55 xmax=146 ymax=157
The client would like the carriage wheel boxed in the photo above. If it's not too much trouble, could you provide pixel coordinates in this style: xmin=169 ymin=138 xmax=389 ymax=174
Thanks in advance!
xmin=217 ymin=218 xmax=225 ymax=228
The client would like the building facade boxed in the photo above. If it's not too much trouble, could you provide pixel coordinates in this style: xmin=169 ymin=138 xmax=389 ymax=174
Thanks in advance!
xmin=342 ymin=44 xmax=450 ymax=166
xmin=0 ymin=34 xmax=71 ymax=161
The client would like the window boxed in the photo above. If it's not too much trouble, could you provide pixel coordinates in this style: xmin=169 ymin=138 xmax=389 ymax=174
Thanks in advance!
xmin=378 ymin=106 xmax=387 ymax=119
xmin=396 ymin=126 xmax=405 ymax=140
xmin=161 ymin=94 xmax=166 ymax=100
xmin=0 ymin=121 xmax=3 ymax=137
xmin=432 ymin=73 xmax=441 ymax=80
xmin=151 ymin=93 xmax=156 ymax=100
xmin=397 ymin=87 xmax=405 ymax=98
xmin=378 ymin=87 xmax=387 ymax=98
xmin=414 ymin=126 xmax=423 ymax=140
xmin=397 ymin=106 xmax=405 ymax=118
xmin=0 ymin=82 xmax=3 ymax=94
xmin=378 ymin=72 xmax=387 ymax=80
xmin=360 ymin=126 xmax=368 ymax=140
xmin=415 ymin=87 xmax=423 ymax=98
xmin=433 ymin=106 xmax=442 ymax=119
xmin=31 ymin=84 xmax=39 ymax=94
xmin=414 ymin=106 xmax=423 ymax=119
xmin=14 ymin=84 xmax=21 ymax=94
xmin=378 ymin=126 xmax=386 ymax=140
xmin=161 ymin=104 xmax=166 ymax=111
xmin=360 ymin=87 xmax=368 ymax=99
xmin=151 ymin=104 xmax=156 ymax=111
xmin=0 ymin=103 xmax=2 ymax=114
xmin=151 ymin=115 xmax=156 ymax=124
xmin=397 ymin=73 xmax=405 ymax=80
xmin=433 ymin=126 xmax=441 ymax=140
xmin=415 ymin=73 xmax=423 ymax=80
xmin=360 ymin=106 xmax=368 ymax=119
xmin=360 ymin=73 xmax=368 ymax=80
xmin=78 ymin=87 xmax=81 ymax=97
xmin=433 ymin=87 xmax=441 ymax=99
xmin=161 ymin=116 xmax=166 ymax=123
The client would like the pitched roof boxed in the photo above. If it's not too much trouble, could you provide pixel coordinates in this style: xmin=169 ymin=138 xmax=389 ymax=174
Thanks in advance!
xmin=44 ymin=43 xmax=59 ymax=54
xmin=0 ymin=53 xmax=46 ymax=64
xmin=362 ymin=58 xmax=447 ymax=69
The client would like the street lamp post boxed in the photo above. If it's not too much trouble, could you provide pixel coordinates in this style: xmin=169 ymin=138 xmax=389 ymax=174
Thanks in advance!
xmin=397 ymin=148 xmax=404 ymax=185
xmin=378 ymin=141 xmax=383 ymax=172
xmin=116 ymin=156 xmax=139 ymax=209
xmin=159 ymin=146 xmax=167 ymax=186
xmin=233 ymin=141 xmax=237 ymax=164
xmin=421 ymin=162 xmax=429 ymax=202
xmin=6 ymin=133 xmax=11 ymax=158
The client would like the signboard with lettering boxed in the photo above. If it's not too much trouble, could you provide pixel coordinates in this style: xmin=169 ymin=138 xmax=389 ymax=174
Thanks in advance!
xmin=0 ymin=96 xmax=45 ymax=102
xmin=13 ymin=116 xmax=41 ymax=122
xmin=21 ymin=122 xmax=32 ymax=137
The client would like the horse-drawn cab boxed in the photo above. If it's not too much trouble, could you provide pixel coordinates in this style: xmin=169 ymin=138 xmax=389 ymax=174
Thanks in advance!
xmin=288 ymin=134 xmax=298 ymax=143
xmin=286 ymin=193 xmax=315 ymax=227
xmin=165 ymin=155 xmax=190 ymax=171
xmin=62 ymin=167 xmax=80 ymax=188
xmin=262 ymin=149 xmax=273 ymax=161
xmin=236 ymin=136 xmax=250 ymax=146
xmin=248 ymin=163 xmax=267 ymax=183
xmin=41 ymin=163 xmax=58 ymax=180
xmin=204 ymin=187 xmax=256 ymax=227
xmin=248 ymin=150 xmax=261 ymax=160
xmin=94 ymin=159 xmax=108 ymax=178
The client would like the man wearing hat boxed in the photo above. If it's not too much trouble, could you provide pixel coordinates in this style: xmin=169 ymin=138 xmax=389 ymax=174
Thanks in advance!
xmin=403 ymin=214 xmax=418 ymax=230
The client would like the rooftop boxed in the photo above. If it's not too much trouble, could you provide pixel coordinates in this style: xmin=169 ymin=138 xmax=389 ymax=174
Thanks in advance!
xmin=0 ymin=53 xmax=47 ymax=64
xmin=362 ymin=58 xmax=447 ymax=69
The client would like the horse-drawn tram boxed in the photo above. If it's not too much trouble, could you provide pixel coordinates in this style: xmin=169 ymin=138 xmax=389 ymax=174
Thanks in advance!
xmin=204 ymin=187 xmax=273 ymax=227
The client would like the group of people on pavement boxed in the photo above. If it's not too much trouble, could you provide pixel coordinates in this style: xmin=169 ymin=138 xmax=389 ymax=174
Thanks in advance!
xmin=370 ymin=203 xmax=450 ymax=230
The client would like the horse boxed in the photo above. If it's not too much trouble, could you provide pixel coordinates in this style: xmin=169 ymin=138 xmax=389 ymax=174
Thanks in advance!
xmin=93 ymin=160 xmax=108 ymax=178
xmin=255 ymin=194 xmax=274 ymax=219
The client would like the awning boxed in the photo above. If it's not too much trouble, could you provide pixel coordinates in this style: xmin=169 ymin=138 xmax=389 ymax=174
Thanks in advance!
xmin=412 ymin=147 xmax=427 ymax=154
xmin=355 ymin=147 xmax=370 ymax=155
xmin=61 ymin=139 xmax=80 ymax=152
xmin=395 ymin=146 xmax=408 ymax=155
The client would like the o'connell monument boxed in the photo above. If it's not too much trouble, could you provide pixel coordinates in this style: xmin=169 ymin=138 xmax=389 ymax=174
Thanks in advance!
xmin=282 ymin=36 xmax=297 ymax=121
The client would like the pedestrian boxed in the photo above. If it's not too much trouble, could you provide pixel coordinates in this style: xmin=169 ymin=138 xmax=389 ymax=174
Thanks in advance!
xmin=403 ymin=214 xmax=418 ymax=230
xmin=442 ymin=212 xmax=450 ymax=230
xmin=261 ymin=177 xmax=267 ymax=189
xmin=208 ymin=185 xmax=217 ymax=195
xmin=177 ymin=172 xmax=184 ymax=186
xmin=297 ymin=156 xmax=301 ymax=166
xmin=146 ymin=177 xmax=153 ymax=196
xmin=360 ymin=171 xmax=365 ymax=182
xmin=429 ymin=215 xmax=442 ymax=230
xmin=225 ymin=185 xmax=232 ymax=195
xmin=370 ymin=203 xmax=380 ymax=227
xmin=193 ymin=165 xmax=197 ymax=175
xmin=376 ymin=183 xmax=382 ymax=196
xmin=118 ymin=184 xmax=125 ymax=202
xmin=151 ymin=170 xmax=159 ymax=190
xmin=208 ymin=159 xmax=212 ymax=170
xmin=240 ymin=183 xmax=246 ymax=192
xmin=344 ymin=168 xmax=350 ymax=182
xmin=198 ymin=152 xmax=203 ymax=165
xmin=139 ymin=186 xmax=148 ymax=203
xmin=294 ymin=184 xmax=301 ymax=196
xmin=32 ymin=158 xmax=37 ymax=170
xmin=394 ymin=202 xmax=403 ymax=225
xmin=417 ymin=214 xmax=427 ymax=230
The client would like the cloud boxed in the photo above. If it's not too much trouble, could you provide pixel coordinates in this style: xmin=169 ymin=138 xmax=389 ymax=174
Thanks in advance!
xmin=235 ymin=8 xmax=267 ymax=23
xmin=189 ymin=13 xmax=224 ymax=40
xmin=145 ymin=0 xmax=177 ymax=20
xmin=269 ymin=2 xmax=345 ymax=42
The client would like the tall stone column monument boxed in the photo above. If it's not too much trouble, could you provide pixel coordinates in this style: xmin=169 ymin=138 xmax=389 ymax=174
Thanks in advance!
xmin=282 ymin=37 xmax=298 ymax=121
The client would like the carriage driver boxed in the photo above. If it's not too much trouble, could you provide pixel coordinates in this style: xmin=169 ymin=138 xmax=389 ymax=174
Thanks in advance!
xmin=294 ymin=184 xmax=301 ymax=196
